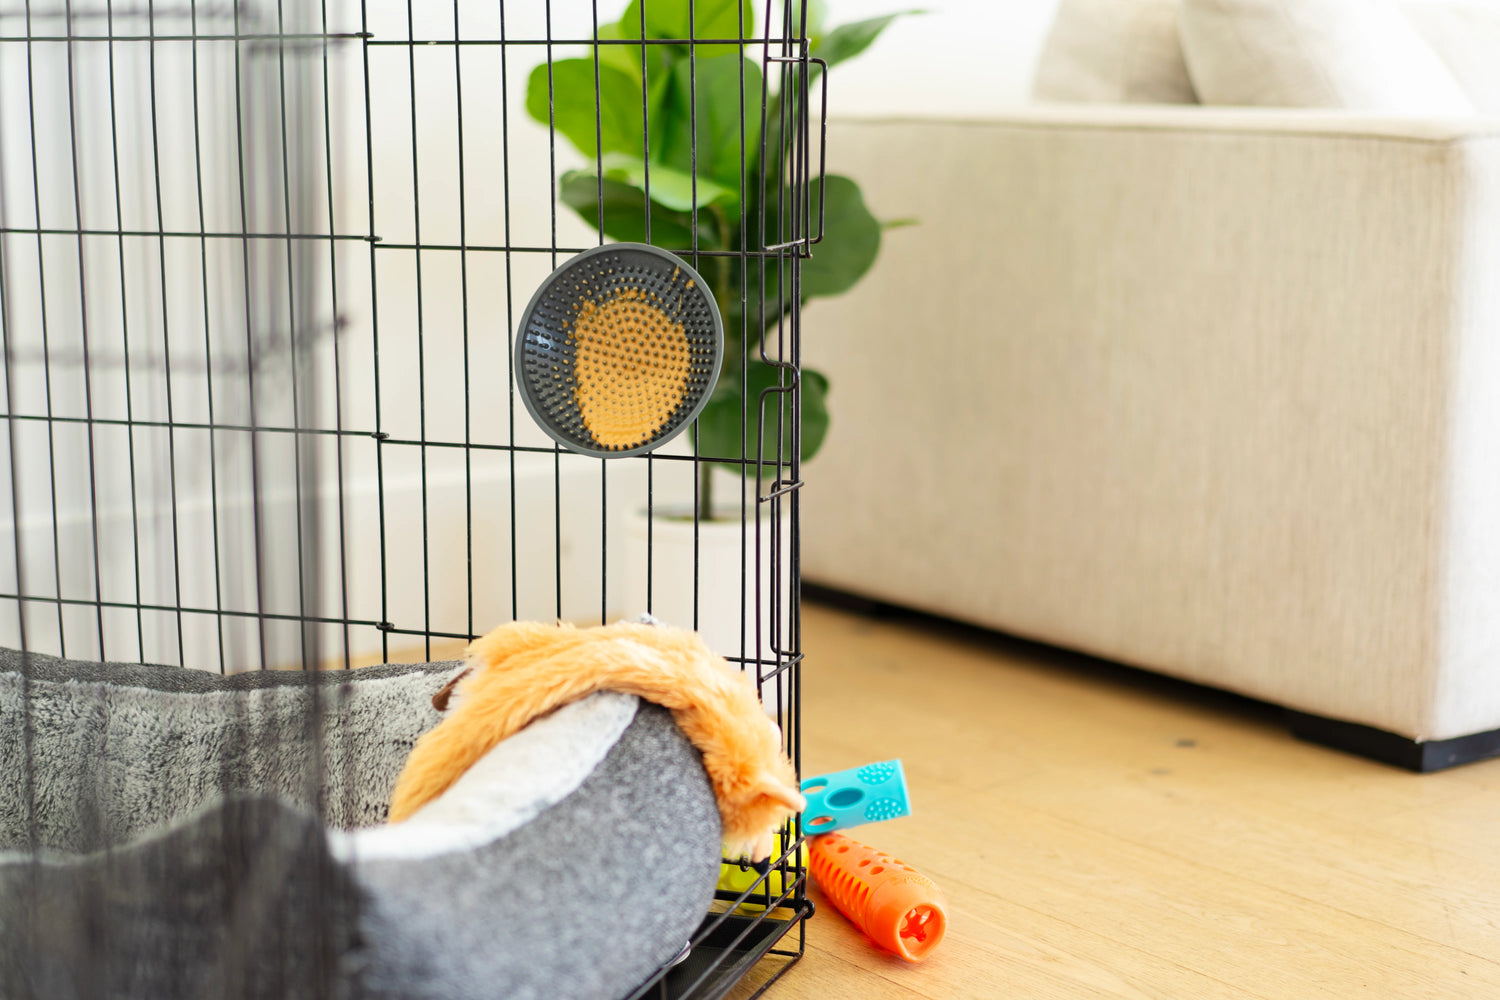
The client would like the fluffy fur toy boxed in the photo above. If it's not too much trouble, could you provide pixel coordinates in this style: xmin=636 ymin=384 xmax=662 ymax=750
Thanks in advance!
xmin=388 ymin=620 xmax=805 ymax=861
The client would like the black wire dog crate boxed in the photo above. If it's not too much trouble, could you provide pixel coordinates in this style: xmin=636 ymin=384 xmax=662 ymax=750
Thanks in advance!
xmin=0 ymin=0 xmax=818 ymax=996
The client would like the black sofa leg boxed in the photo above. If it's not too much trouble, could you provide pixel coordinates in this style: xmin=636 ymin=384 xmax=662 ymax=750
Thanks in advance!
xmin=1287 ymin=711 xmax=1500 ymax=772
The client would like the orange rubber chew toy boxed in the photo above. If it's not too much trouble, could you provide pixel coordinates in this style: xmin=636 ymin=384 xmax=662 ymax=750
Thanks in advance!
xmin=809 ymin=832 xmax=947 ymax=962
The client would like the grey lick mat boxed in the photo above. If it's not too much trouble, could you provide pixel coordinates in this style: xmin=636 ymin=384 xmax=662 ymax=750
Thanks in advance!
xmin=0 ymin=648 xmax=722 ymax=1000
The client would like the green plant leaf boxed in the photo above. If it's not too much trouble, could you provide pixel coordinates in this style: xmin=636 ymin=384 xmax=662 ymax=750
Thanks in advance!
xmin=696 ymin=360 xmax=830 ymax=467
xmin=559 ymin=170 xmax=721 ymax=251
xmin=525 ymin=58 xmax=647 ymax=160
xmin=599 ymin=152 xmax=733 ymax=212
xmin=811 ymin=11 xmax=920 ymax=74
xmin=734 ymin=255 xmax=795 ymax=339
xmin=802 ymin=174 xmax=881 ymax=298
xmin=741 ymin=174 xmax=880 ymax=316
xmin=796 ymin=365 xmax=831 ymax=462
xmin=540 ymin=2 xmax=892 ymax=475
xmin=620 ymin=0 xmax=754 ymax=59
xmin=657 ymin=54 xmax=763 ymax=191
xmin=593 ymin=21 xmax=639 ymax=77
xmin=790 ymin=0 xmax=829 ymax=41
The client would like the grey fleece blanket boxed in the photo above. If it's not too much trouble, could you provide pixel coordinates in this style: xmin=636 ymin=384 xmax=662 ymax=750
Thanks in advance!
xmin=0 ymin=648 xmax=722 ymax=1000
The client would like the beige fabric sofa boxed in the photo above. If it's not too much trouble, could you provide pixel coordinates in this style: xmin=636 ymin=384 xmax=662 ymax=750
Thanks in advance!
xmin=802 ymin=108 xmax=1500 ymax=765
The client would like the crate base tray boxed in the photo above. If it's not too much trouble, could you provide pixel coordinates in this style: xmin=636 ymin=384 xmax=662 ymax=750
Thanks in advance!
xmin=647 ymin=907 xmax=812 ymax=1000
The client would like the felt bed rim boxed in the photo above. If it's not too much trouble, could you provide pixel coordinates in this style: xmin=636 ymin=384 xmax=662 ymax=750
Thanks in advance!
xmin=0 ymin=646 xmax=459 ymax=693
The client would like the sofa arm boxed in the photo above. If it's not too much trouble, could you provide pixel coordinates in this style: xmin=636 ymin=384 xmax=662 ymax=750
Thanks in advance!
xmin=802 ymin=108 xmax=1500 ymax=741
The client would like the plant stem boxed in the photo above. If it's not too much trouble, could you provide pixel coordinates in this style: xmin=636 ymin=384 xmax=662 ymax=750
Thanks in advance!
xmin=699 ymin=459 xmax=714 ymax=522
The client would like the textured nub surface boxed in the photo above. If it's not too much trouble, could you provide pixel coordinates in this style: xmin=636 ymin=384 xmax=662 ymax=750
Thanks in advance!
xmin=572 ymin=288 xmax=691 ymax=449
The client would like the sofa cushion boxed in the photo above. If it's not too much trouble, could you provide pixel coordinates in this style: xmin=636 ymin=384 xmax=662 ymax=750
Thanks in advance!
xmin=1404 ymin=0 xmax=1500 ymax=113
xmin=1180 ymin=0 xmax=1475 ymax=112
xmin=1032 ymin=0 xmax=1198 ymax=104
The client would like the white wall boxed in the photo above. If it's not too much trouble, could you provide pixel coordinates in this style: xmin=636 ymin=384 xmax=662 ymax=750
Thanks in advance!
xmin=821 ymin=0 xmax=1058 ymax=116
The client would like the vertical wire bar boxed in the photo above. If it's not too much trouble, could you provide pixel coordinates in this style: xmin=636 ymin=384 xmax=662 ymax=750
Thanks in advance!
xmin=274 ymin=0 xmax=311 ymax=669
xmin=787 ymin=3 xmax=808 ymax=922
xmin=742 ymin=3 xmax=767 ymax=681
xmin=780 ymin=12 xmax=797 ymax=689
xmin=221 ymin=14 xmax=260 ymax=968
xmin=635 ymin=4 xmax=653 ymax=224
xmin=636 ymin=0 xmax=652 ymax=615
xmin=763 ymin=4 xmax=784 ymax=695
xmin=732 ymin=0 xmax=749 ymax=676
xmin=761 ymin=12 xmax=798 ymax=680
xmin=188 ymin=0 xmax=229 ymax=672
xmin=771 ymin=7 xmax=799 ymax=689
xmin=359 ymin=0 xmax=389 ymax=662
xmin=404 ymin=0 xmax=431 ymax=659
xmin=208 ymin=0 xmax=252 ymax=953
xmin=319 ymin=5 xmax=365 ymax=963
xmin=737 ymin=2 xmax=768 ymax=944
xmin=232 ymin=0 xmax=271 ymax=669
xmin=762 ymin=19 xmax=790 ymax=686
xmin=543 ymin=0 xmax=561 ymax=621
xmin=279 ymin=11 xmax=332 ymax=961
xmin=22 ymin=0 xmax=70 ymax=656
xmin=180 ymin=5 xmax=210 ymax=953
xmin=785 ymin=23 xmax=815 ymax=680
xmin=788 ymin=0 xmax=810 ymax=753
xmin=322 ymin=0 xmax=360 ymax=947
xmin=276 ymin=0 xmax=314 ymax=944
xmin=104 ymin=0 xmax=147 ymax=661
xmin=688 ymin=0 xmax=701 ymax=632
xmin=744 ymin=0 xmax=772 ymax=672
xmin=321 ymin=0 xmax=349 ymax=667
xmin=147 ymin=0 xmax=190 ymax=666
xmin=498 ymin=0 xmax=517 ymax=623
xmin=0 ymin=57 xmax=43 ymax=922
xmin=57 ymin=10 xmax=109 ymax=984
xmin=0 ymin=177 xmax=30 ymax=651
xmin=590 ymin=0 xmax=606 ymax=626
xmin=61 ymin=0 xmax=107 ymax=659
xmin=452 ymin=0 xmax=473 ymax=641
xmin=770 ymin=26 xmax=781 ymax=698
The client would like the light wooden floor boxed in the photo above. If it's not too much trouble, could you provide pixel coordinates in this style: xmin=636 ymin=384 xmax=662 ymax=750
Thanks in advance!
xmin=738 ymin=601 xmax=1500 ymax=1000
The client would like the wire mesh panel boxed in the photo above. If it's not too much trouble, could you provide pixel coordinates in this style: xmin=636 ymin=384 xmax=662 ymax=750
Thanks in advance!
xmin=0 ymin=0 xmax=329 ymax=672
xmin=0 ymin=1 xmax=817 ymax=996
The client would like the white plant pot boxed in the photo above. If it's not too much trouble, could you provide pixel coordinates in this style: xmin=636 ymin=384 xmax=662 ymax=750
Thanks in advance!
xmin=621 ymin=502 xmax=792 ymax=712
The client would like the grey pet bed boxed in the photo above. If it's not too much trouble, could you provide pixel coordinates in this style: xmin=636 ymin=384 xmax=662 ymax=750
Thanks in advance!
xmin=0 ymin=648 xmax=723 ymax=1000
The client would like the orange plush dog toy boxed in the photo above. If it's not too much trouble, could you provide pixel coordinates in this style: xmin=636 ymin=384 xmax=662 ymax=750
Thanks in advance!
xmin=388 ymin=620 xmax=805 ymax=862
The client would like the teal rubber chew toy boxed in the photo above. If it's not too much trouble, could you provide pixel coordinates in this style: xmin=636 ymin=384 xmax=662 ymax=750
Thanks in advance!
xmin=800 ymin=759 xmax=910 ymax=834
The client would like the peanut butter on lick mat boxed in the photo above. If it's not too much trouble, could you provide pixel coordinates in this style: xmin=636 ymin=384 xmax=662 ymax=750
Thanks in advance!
xmin=570 ymin=284 xmax=692 ymax=450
